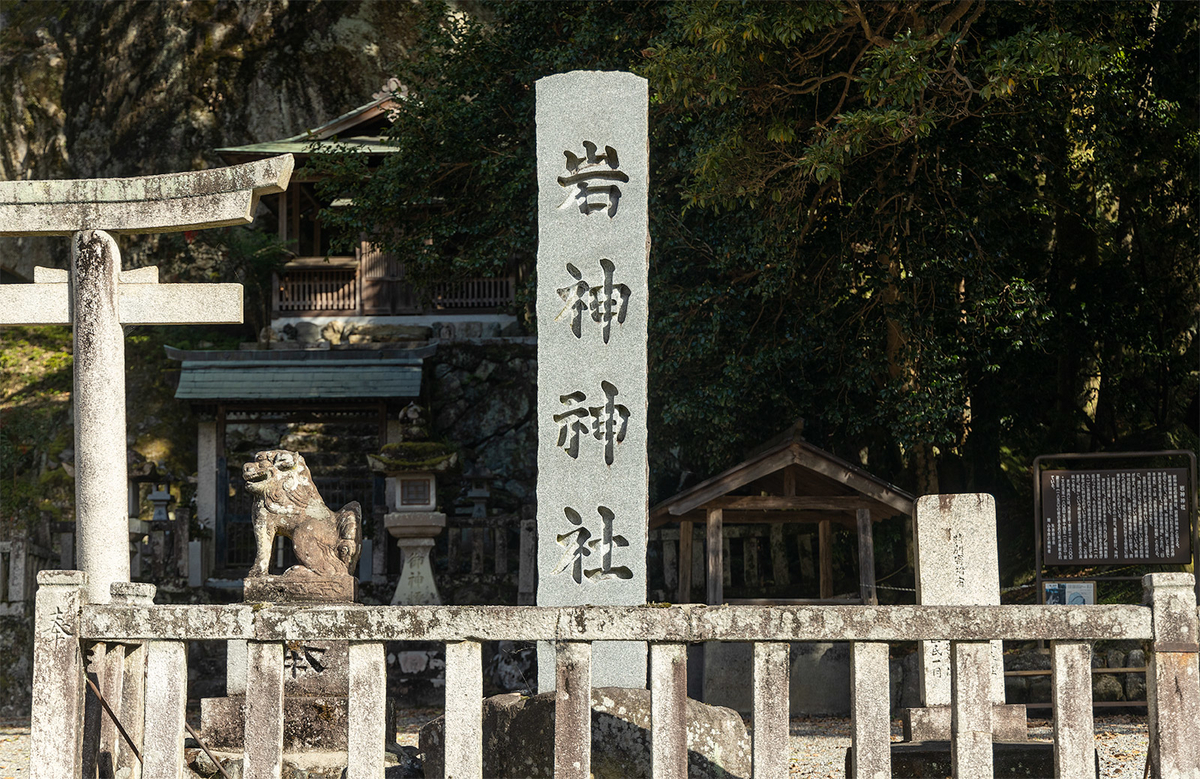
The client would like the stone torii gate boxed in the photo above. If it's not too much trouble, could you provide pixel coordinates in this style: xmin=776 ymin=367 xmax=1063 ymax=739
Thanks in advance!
xmin=0 ymin=155 xmax=293 ymax=605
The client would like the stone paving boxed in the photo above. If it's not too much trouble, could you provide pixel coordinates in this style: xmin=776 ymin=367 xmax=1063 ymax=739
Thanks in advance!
xmin=0 ymin=712 xmax=1148 ymax=778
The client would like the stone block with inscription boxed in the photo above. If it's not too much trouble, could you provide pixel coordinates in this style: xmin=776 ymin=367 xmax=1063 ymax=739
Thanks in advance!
xmin=903 ymin=493 xmax=1026 ymax=742
xmin=535 ymin=71 xmax=650 ymax=691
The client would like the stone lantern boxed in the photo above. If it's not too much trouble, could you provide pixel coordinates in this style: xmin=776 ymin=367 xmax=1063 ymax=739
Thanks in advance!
xmin=463 ymin=462 xmax=493 ymax=519
xmin=368 ymin=415 xmax=458 ymax=606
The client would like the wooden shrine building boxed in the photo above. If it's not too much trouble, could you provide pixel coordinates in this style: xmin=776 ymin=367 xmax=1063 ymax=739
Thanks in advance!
xmin=651 ymin=422 xmax=915 ymax=605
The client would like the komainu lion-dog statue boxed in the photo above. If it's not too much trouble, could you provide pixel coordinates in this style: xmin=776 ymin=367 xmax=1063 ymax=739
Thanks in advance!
xmin=243 ymin=449 xmax=362 ymax=578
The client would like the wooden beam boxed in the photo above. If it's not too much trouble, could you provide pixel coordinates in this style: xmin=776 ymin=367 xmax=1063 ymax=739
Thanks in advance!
xmin=706 ymin=508 xmax=723 ymax=605
xmin=666 ymin=448 xmax=794 ymax=516
xmin=654 ymin=511 xmax=857 ymax=529
xmin=819 ymin=520 xmax=833 ymax=600
xmin=792 ymin=446 xmax=914 ymax=516
xmin=705 ymin=495 xmax=879 ymax=512
xmin=677 ymin=521 xmax=693 ymax=603
xmin=783 ymin=465 xmax=796 ymax=497
xmin=857 ymin=508 xmax=877 ymax=605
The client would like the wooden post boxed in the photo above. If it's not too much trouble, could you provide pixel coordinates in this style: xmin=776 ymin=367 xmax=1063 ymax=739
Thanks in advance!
xmin=770 ymin=524 xmax=789 ymax=587
xmin=744 ymin=533 xmax=760 ymax=589
xmin=677 ymin=521 xmax=693 ymax=603
xmin=856 ymin=508 xmax=877 ymax=605
xmin=818 ymin=520 xmax=833 ymax=600
xmin=518 ymin=518 xmax=537 ymax=605
xmin=707 ymin=508 xmax=723 ymax=605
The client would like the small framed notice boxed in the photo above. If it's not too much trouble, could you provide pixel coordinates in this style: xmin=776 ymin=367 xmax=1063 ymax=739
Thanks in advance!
xmin=1042 ymin=580 xmax=1096 ymax=605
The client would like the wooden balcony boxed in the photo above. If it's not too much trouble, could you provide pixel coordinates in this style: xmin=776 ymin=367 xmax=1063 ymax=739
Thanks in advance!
xmin=272 ymin=249 xmax=514 ymax=317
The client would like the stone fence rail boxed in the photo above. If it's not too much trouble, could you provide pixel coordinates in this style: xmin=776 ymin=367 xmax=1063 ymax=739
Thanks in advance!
xmin=30 ymin=572 xmax=1200 ymax=779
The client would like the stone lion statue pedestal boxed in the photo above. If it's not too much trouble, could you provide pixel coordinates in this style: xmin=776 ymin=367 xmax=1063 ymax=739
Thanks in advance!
xmin=195 ymin=450 xmax=377 ymax=777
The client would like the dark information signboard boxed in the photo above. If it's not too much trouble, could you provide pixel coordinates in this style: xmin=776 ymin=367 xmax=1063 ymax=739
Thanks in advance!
xmin=1041 ymin=468 xmax=1191 ymax=564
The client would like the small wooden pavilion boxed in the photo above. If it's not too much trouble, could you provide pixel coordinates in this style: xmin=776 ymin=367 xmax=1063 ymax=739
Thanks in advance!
xmin=650 ymin=422 xmax=915 ymax=605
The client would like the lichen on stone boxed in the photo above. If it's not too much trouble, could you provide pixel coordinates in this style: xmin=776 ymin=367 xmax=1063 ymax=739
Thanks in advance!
xmin=369 ymin=442 xmax=459 ymax=473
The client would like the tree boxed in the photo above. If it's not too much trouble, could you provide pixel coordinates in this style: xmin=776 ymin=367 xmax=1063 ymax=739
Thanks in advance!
xmin=315 ymin=1 xmax=1198 ymax=527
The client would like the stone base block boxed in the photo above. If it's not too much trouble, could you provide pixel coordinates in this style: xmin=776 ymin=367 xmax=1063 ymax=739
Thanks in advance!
xmin=853 ymin=741 xmax=1091 ymax=778
xmin=200 ymin=695 xmax=348 ymax=751
xmin=243 ymin=574 xmax=356 ymax=604
xmin=902 ymin=703 xmax=1028 ymax=741
xmin=421 ymin=689 xmax=749 ymax=779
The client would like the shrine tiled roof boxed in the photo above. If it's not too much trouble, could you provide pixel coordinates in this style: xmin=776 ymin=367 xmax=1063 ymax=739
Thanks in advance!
xmin=173 ymin=356 xmax=421 ymax=401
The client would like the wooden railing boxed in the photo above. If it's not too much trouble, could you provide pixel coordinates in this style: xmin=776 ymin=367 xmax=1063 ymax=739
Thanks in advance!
xmin=29 ymin=573 xmax=1200 ymax=779
xmin=427 ymin=277 xmax=515 ymax=310
xmin=273 ymin=265 xmax=515 ymax=316
xmin=274 ymin=268 xmax=359 ymax=312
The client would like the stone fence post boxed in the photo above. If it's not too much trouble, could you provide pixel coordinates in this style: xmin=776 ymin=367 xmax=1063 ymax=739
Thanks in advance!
xmin=1144 ymin=573 xmax=1200 ymax=779
xmin=29 ymin=570 xmax=86 ymax=779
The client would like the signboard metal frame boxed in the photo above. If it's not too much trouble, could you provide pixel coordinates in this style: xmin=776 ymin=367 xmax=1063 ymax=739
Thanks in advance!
xmin=1033 ymin=450 xmax=1198 ymax=604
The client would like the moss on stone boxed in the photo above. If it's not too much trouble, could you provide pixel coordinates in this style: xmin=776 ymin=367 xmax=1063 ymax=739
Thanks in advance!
xmin=372 ymin=442 xmax=459 ymax=472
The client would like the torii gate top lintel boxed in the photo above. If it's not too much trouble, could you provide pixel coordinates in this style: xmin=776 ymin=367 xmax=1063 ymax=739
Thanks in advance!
xmin=0 ymin=154 xmax=293 ymax=236
xmin=0 ymin=155 xmax=293 ymax=604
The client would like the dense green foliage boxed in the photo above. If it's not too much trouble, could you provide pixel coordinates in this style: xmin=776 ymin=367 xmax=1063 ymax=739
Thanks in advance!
xmin=315 ymin=1 xmax=1198 ymax=537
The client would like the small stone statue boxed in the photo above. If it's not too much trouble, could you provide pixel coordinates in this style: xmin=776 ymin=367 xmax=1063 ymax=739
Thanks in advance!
xmin=396 ymin=401 xmax=429 ymax=441
xmin=243 ymin=449 xmax=362 ymax=579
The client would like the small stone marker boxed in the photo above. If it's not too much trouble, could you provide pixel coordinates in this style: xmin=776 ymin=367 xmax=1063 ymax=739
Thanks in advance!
xmin=0 ymin=156 xmax=292 ymax=604
xmin=535 ymin=71 xmax=649 ymax=691
xmin=905 ymin=493 xmax=1026 ymax=742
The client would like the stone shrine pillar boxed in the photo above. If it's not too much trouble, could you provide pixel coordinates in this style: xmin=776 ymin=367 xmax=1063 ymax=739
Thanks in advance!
xmin=903 ymin=493 xmax=1027 ymax=741
xmin=535 ymin=71 xmax=650 ymax=691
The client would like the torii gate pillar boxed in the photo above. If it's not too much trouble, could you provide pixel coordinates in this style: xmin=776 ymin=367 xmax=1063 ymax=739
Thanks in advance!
xmin=0 ymin=155 xmax=293 ymax=603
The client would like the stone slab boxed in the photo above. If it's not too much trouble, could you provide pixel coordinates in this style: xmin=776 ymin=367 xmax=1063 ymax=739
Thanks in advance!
xmin=902 ymin=704 xmax=1029 ymax=742
xmin=0 ymin=274 xmax=243 ymax=327
xmin=200 ymin=695 xmax=348 ymax=751
xmin=243 ymin=574 xmax=357 ymax=604
xmin=534 ymin=70 xmax=650 ymax=692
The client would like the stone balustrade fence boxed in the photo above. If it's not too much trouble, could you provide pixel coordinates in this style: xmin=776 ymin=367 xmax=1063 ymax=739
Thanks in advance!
xmin=29 ymin=571 xmax=1200 ymax=779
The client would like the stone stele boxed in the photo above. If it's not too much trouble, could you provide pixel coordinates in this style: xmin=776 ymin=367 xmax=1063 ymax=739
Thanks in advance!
xmin=905 ymin=493 xmax=1027 ymax=742
xmin=534 ymin=71 xmax=650 ymax=691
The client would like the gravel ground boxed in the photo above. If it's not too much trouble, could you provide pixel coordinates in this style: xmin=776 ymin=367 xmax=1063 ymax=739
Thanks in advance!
xmin=1 ymin=712 xmax=1148 ymax=778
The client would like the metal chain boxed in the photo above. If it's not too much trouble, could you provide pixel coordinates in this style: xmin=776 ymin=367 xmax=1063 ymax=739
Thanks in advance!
xmin=876 ymin=583 xmax=1036 ymax=593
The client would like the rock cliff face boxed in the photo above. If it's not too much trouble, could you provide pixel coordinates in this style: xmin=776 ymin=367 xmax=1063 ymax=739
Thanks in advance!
xmin=0 ymin=0 xmax=420 ymax=277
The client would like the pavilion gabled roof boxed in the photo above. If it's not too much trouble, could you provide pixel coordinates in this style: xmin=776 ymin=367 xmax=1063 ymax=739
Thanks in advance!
xmin=650 ymin=422 xmax=915 ymax=528
xmin=215 ymin=97 xmax=401 ymax=165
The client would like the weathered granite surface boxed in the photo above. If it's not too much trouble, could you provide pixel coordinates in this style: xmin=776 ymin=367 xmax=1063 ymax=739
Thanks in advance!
xmin=201 ymin=696 xmax=349 ymax=751
xmin=242 ymin=449 xmax=362 ymax=580
xmin=419 ymin=688 xmax=750 ymax=779
xmin=535 ymin=70 xmax=650 ymax=691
